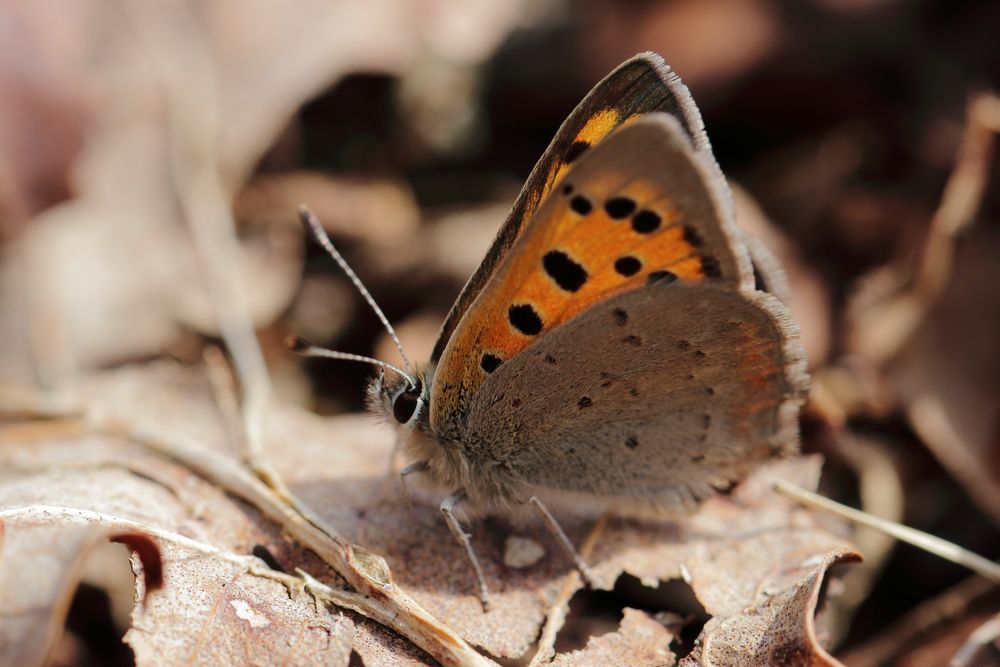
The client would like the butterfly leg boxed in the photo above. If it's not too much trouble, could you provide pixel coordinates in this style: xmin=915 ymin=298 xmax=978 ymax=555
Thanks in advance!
xmin=399 ymin=460 xmax=429 ymax=510
xmin=529 ymin=496 xmax=596 ymax=586
xmin=440 ymin=491 xmax=492 ymax=610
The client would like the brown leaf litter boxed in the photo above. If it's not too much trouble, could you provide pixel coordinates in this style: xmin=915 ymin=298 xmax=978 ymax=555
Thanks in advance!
xmin=1 ymin=362 xmax=858 ymax=665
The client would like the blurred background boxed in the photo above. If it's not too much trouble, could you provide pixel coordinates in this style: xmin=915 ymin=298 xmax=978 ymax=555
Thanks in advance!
xmin=1 ymin=0 xmax=998 ymax=664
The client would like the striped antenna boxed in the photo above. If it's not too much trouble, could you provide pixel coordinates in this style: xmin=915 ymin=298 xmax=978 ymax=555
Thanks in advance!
xmin=296 ymin=205 xmax=416 ymax=387
xmin=285 ymin=336 xmax=416 ymax=388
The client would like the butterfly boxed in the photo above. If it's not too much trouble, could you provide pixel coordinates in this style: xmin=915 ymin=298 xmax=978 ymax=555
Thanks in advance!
xmin=292 ymin=52 xmax=809 ymax=609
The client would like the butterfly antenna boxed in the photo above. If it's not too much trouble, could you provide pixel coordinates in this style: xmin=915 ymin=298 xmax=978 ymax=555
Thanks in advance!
xmin=297 ymin=205 xmax=416 ymax=385
xmin=286 ymin=336 xmax=417 ymax=388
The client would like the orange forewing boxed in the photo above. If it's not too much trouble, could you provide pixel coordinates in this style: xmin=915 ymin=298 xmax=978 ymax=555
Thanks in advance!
xmin=540 ymin=108 xmax=640 ymax=204
xmin=479 ymin=185 xmax=703 ymax=352
xmin=431 ymin=53 xmax=710 ymax=364
xmin=432 ymin=115 xmax=749 ymax=420
xmin=436 ymin=176 xmax=704 ymax=402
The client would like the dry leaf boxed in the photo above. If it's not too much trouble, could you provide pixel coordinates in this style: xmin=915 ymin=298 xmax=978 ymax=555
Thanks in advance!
xmin=236 ymin=173 xmax=420 ymax=249
xmin=844 ymin=96 xmax=1000 ymax=521
xmin=0 ymin=1 xmax=86 ymax=231
xmin=128 ymin=539 xmax=355 ymax=666
xmin=0 ymin=0 xmax=532 ymax=387
xmin=0 ymin=362 xmax=858 ymax=664
xmin=550 ymin=608 xmax=676 ymax=666
xmin=0 ymin=404 xmax=357 ymax=665
xmin=891 ymin=226 xmax=1000 ymax=521
xmin=683 ymin=550 xmax=857 ymax=666
xmin=0 ymin=520 xmax=161 ymax=667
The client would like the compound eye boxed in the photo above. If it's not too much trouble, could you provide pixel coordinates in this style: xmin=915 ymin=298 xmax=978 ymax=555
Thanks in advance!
xmin=392 ymin=388 xmax=420 ymax=424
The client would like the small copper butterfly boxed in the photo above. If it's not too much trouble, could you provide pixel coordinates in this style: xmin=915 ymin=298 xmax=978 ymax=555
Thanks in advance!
xmin=292 ymin=52 xmax=809 ymax=608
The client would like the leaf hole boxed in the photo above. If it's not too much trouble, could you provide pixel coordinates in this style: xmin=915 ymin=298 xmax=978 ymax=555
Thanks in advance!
xmin=550 ymin=573 xmax=708 ymax=659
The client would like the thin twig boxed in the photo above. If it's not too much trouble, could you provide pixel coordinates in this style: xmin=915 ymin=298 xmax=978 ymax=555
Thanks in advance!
xmin=201 ymin=346 xmax=246 ymax=457
xmin=201 ymin=346 xmax=298 ymax=505
xmin=855 ymin=92 xmax=999 ymax=364
xmin=951 ymin=613 xmax=1000 ymax=667
xmin=0 ymin=504 xmax=379 ymax=616
xmin=0 ymin=505 xmax=260 ymax=567
xmin=114 ymin=7 xmax=486 ymax=662
xmin=915 ymin=92 xmax=998 ymax=305
xmin=774 ymin=480 xmax=1000 ymax=584
xmin=1 ymin=386 xmax=496 ymax=667
xmin=121 ymin=0 xmax=274 ymax=481
xmin=808 ymin=383 xmax=904 ymax=641
xmin=103 ymin=415 xmax=495 ymax=666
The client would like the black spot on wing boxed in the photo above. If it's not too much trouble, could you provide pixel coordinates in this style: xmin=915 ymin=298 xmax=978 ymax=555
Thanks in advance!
xmin=701 ymin=256 xmax=722 ymax=278
xmin=614 ymin=256 xmax=641 ymax=277
xmin=509 ymin=304 xmax=543 ymax=336
xmin=625 ymin=436 xmax=639 ymax=449
xmin=565 ymin=141 xmax=589 ymax=163
xmin=480 ymin=354 xmax=502 ymax=373
xmin=683 ymin=225 xmax=703 ymax=247
xmin=632 ymin=210 xmax=661 ymax=233
xmin=570 ymin=195 xmax=592 ymax=215
xmin=612 ymin=308 xmax=628 ymax=325
xmin=604 ymin=197 xmax=637 ymax=219
xmin=543 ymin=250 xmax=588 ymax=292
xmin=577 ymin=396 xmax=593 ymax=409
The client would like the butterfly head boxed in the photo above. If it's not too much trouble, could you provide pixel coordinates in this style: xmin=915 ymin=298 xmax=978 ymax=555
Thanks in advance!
xmin=285 ymin=332 xmax=430 ymax=429
xmin=369 ymin=366 xmax=431 ymax=429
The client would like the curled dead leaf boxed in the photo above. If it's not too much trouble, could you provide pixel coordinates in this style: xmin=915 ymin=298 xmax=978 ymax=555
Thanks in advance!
xmin=0 ymin=517 xmax=164 ymax=667
xmin=110 ymin=532 xmax=164 ymax=593
xmin=684 ymin=549 xmax=859 ymax=666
